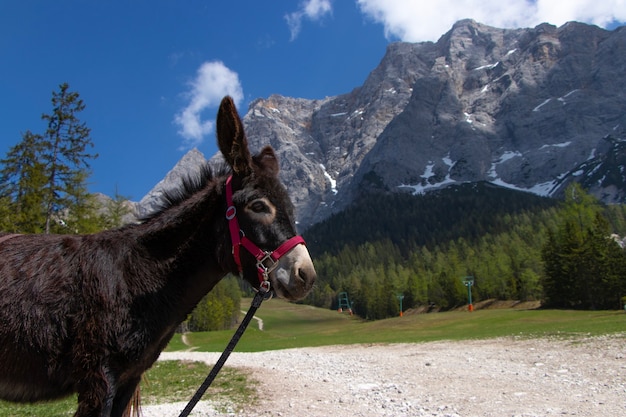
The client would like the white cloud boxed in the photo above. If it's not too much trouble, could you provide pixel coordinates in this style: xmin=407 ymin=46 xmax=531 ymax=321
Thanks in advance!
xmin=356 ymin=0 xmax=626 ymax=42
xmin=285 ymin=0 xmax=333 ymax=41
xmin=174 ymin=61 xmax=243 ymax=150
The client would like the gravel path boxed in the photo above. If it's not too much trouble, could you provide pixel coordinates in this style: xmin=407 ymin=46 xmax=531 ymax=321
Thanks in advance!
xmin=145 ymin=334 xmax=626 ymax=417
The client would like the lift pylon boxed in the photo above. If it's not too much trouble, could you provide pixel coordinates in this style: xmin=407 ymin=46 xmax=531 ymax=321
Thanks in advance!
xmin=337 ymin=292 xmax=353 ymax=315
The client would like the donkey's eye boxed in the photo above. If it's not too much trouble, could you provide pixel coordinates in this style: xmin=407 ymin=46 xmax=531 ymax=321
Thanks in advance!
xmin=249 ymin=200 xmax=269 ymax=213
xmin=245 ymin=198 xmax=276 ymax=223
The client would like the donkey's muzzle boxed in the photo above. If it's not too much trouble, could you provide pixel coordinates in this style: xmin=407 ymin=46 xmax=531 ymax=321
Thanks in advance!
xmin=269 ymin=244 xmax=316 ymax=301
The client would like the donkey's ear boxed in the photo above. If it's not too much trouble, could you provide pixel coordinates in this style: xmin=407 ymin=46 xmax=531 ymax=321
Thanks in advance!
xmin=216 ymin=96 xmax=252 ymax=175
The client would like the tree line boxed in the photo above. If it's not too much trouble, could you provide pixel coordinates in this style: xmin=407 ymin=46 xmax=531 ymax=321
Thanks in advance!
xmin=303 ymin=183 xmax=626 ymax=319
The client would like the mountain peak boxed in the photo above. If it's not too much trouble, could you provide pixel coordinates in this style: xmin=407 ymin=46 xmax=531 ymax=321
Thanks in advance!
xmin=449 ymin=18 xmax=483 ymax=32
xmin=136 ymin=21 xmax=626 ymax=230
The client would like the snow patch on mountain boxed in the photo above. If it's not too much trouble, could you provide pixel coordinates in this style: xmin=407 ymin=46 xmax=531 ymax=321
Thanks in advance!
xmin=398 ymin=154 xmax=458 ymax=195
xmin=320 ymin=164 xmax=337 ymax=194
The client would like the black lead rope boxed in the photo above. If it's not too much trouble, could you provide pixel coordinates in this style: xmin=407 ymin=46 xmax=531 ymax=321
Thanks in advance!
xmin=178 ymin=290 xmax=269 ymax=417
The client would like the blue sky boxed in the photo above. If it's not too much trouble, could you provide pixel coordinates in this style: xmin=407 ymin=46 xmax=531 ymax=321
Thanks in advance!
xmin=1 ymin=1 xmax=625 ymax=200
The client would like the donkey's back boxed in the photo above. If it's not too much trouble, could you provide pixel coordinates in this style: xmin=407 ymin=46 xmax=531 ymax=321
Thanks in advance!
xmin=0 ymin=231 xmax=146 ymax=403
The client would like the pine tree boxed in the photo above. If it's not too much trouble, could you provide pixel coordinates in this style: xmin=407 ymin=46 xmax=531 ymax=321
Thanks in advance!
xmin=582 ymin=214 xmax=625 ymax=309
xmin=542 ymin=184 xmax=625 ymax=309
xmin=102 ymin=187 xmax=133 ymax=229
xmin=58 ymin=171 xmax=105 ymax=233
xmin=562 ymin=183 xmax=602 ymax=234
xmin=0 ymin=195 xmax=14 ymax=231
xmin=0 ymin=131 xmax=48 ymax=232
xmin=40 ymin=83 xmax=98 ymax=233
xmin=0 ymin=83 xmax=98 ymax=233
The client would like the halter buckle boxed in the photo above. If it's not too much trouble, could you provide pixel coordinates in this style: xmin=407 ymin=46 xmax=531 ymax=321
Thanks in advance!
xmin=256 ymin=251 xmax=278 ymax=280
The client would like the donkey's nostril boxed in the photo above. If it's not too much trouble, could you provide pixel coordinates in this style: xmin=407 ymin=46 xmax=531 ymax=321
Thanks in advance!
xmin=296 ymin=263 xmax=316 ymax=289
xmin=296 ymin=267 xmax=305 ymax=281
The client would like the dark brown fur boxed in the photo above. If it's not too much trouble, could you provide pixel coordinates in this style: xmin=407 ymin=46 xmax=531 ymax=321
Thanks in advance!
xmin=0 ymin=96 xmax=315 ymax=417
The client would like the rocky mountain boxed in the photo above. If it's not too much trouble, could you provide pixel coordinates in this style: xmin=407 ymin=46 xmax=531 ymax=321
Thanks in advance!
xmin=135 ymin=148 xmax=207 ymax=219
xmin=137 ymin=20 xmax=626 ymax=230
xmin=353 ymin=20 xmax=626 ymax=204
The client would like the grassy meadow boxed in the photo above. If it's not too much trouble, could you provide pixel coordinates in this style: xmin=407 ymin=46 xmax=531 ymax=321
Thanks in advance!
xmin=0 ymin=361 xmax=252 ymax=417
xmin=177 ymin=298 xmax=626 ymax=352
xmin=2 ymin=299 xmax=625 ymax=416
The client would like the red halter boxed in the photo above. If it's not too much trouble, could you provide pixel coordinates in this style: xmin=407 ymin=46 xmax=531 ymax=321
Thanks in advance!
xmin=225 ymin=176 xmax=306 ymax=292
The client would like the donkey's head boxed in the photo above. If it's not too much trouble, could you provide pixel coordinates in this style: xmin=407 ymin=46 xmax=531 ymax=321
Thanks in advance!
xmin=217 ymin=96 xmax=316 ymax=301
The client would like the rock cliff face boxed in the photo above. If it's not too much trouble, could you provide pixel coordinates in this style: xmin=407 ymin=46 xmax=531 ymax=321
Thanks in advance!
xmin=241 ymin=41 xmax=436 ymax=227
xmin=139 ymin=20 xmax=626 ymax=230
xmin=353 ymin=21 xmax=626 ymax=199
xmin=135 ymin=148 xmax=208 ymax=219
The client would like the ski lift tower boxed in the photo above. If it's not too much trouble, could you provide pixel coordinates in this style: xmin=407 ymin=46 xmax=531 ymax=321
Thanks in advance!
xmin=462 ymin=276 xmax=474 ymax=312
xmin=337 ymin=292 xmax=353 ymax=315
xmin=397 ymin=293 xmax=405 ymax=317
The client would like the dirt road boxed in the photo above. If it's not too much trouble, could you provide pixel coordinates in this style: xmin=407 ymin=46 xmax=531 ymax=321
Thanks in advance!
xmin=147 ymin=334 xmax=625 ymax=416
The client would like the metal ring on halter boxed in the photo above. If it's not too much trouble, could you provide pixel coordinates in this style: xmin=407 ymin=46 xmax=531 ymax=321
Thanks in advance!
xmin=259 ymin=280 xmax=271 ymax=295
xmin=225 ymin=206 xmax=237 ymax=220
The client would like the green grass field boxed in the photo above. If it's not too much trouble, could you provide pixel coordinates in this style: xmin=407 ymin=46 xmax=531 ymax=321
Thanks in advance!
xmin=0 ymin=361 xmax=252 ymax=417
xmin=176 ymin=298 xmax=626 ymax=352
xmin=2 ymin=300 xmax=624 ymax=416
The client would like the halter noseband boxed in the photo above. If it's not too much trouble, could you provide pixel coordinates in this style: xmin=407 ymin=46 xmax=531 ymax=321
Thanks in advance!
xmin=225 ymin=175 xmax=306 ymax=292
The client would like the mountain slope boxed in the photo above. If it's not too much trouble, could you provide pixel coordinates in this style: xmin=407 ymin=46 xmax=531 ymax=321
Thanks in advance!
xmin=353 ymin=21 xmax=626 ymax=201
xmin=237 ymin=20 xmax=626 ymax=230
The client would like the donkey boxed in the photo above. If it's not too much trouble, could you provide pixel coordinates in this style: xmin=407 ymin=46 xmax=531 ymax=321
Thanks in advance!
xmin=0 ymin=96 xmax=316 ymax=417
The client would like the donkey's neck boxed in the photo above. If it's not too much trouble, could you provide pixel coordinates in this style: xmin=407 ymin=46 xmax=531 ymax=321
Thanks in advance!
xmin=143 ymin=177 xmax=228 ymax=248
xmin=134 ymin=177 xmax=231 ymax=313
